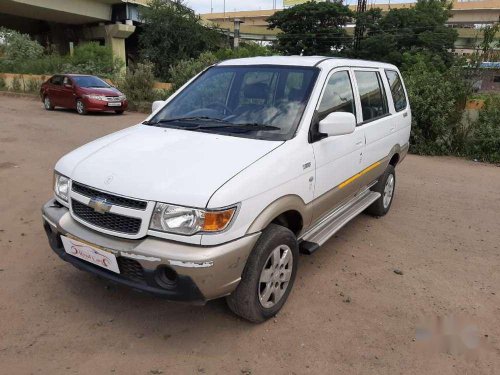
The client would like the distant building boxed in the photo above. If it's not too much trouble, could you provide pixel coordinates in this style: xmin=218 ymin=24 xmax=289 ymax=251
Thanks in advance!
xmin=201 ymin=0 xmax=500 ymax=53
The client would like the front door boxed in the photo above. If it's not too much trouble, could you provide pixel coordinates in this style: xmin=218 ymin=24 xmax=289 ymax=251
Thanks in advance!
xmin=311 ymin=69 xmax=365 ymax=222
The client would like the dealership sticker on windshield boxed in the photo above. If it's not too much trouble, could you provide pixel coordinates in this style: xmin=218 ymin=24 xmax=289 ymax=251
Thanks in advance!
xmin=61 ymin=236 xmax=120 ymax=274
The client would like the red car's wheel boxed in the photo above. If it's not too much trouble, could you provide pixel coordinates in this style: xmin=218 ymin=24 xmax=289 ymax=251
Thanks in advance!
xmin=76 ymin=99 xmax=87 ymax=115
xmin=43 ymin=96 xmax=54 ymax=110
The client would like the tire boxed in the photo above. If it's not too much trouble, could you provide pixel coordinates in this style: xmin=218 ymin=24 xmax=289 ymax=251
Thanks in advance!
xmin=365 ymin=164 xmax=396 ymax=217
xmin=76 ymin=99 xmax=87 ymax=115
xmin=43 ymin=96 xmax=54 ymax=110
xmin=115 ymin=110 xmax=124 ymax=115
xmin=226 ymin=224 xmax=299 ymax=323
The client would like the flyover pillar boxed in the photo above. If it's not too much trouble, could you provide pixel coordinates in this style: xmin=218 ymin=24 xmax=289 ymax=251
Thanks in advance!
xmin=84 ymin=23 xmax=136 ymax=71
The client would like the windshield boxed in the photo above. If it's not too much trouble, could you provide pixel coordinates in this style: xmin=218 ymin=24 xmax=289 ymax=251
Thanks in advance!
xmin=72 ymin=76 xmax=110 ymax=88
xmin=148 ymin=65 xmax=319 ymax=140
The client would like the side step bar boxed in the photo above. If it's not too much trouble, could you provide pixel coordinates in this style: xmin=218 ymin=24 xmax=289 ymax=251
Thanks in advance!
xmin=299 ymin=190 xmax=381 ymax=254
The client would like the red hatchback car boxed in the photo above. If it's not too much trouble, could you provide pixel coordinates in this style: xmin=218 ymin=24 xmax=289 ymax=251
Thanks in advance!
xmin=40 ymin=74 xmax=128 ymax=115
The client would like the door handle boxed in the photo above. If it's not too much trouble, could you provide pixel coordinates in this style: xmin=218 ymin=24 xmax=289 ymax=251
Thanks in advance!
xmin=355 ymin=140 xmax=363 ymax=146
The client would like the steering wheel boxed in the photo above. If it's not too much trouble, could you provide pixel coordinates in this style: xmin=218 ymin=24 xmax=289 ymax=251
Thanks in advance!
xmin=206 ymin=102 xmax=233 ymax=115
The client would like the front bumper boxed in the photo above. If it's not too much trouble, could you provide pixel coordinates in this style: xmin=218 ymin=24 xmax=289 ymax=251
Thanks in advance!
xmin=42 ymin=199 xmax=259 ymax=303
xmin=83 ymin=98 xmax=128 ymax=112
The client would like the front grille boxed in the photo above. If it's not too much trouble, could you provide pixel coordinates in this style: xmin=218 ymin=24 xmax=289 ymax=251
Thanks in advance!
xmin=72 ymin=181 xmax=147 ymax=210
xmin=72 ymin=200 xmax=142 ymax=234
xmin=117 ymin=257 xmax=146 ymax=282
xmin=106 ymin=96 xmax=121 ymax=102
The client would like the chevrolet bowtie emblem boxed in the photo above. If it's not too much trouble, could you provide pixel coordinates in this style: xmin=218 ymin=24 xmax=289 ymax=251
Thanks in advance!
xmin=88 ymin=197 xmax=112 ymax=214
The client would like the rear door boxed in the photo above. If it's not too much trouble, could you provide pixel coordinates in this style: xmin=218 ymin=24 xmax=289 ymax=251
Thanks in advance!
xmin=352 ymin=69 xmax=393 ymax=169
xmin=384 ymin=69 xmax=411 ymax=147
xmin=48 ymin=75 xmax=64 ymax=106
xmin=311 ymin=68 xmax=365 ymax=222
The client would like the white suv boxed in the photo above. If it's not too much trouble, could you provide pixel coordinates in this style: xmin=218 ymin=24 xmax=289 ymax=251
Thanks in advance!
xmin=42 ymin=56 xmax=411 ymax=322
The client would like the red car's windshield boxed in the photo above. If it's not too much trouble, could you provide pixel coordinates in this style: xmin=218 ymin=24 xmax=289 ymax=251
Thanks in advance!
xmin=72 ymin=76 xmax=110 ymax=88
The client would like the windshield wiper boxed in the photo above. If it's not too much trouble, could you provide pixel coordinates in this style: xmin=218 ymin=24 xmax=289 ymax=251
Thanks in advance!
xmin=143 ymin=118 xmax=280 ymax=133
xmin=193 ymin=123 xmax=281 ymax=132
xmin=143 ymin=116 xmax=227 ymax=125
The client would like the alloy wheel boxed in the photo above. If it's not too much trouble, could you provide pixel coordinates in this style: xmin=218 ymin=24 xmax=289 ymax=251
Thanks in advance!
xmin=383 ymin=174 xmax=395 ymax=209
xmin=258 ymin=244 xmax=293 ymax=309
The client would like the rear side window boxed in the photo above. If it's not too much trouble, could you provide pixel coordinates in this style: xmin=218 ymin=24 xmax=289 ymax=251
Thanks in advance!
xmin=51 ymin=76 xmax=63 ymax=85
xmin=385 ymin=70 xmax=407 ymax=112
xmin=354 ymin=71 xmax=388 ymax=122
xmin=317 ymin=71 xmax=356 ymax=120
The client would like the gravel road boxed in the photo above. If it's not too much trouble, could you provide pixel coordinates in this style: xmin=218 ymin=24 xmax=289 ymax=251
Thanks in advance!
xmin=1 ymin=95 xmax=499 ymax=374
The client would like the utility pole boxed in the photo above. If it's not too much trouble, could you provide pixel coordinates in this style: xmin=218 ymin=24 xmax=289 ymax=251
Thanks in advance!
xmin=354 ymin=0 xmax=367 ymax=51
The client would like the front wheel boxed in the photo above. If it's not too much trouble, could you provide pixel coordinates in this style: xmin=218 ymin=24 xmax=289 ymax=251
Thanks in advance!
xmin=226 ymin=224 xmax=298 ymax=323
xmin=365 ymin=164 xmax=396 ymax=216
xmin=43 ymin=96 xmax=54 ymax=110
xmin=76 ymin=99 xmax=87 ymax=115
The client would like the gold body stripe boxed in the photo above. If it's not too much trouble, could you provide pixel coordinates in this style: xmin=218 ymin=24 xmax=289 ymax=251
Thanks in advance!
xmin=338 ymin=161 xmax=381 ymax=189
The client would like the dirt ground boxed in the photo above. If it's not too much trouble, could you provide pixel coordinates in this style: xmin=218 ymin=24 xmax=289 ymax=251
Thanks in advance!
xmin=0 ymin=95 xmax=499 ymax=375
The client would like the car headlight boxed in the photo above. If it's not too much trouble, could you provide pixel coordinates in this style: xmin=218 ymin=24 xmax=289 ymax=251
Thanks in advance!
xmin=83 ymin=94 xmax=107 ymax=101
xmin=118 ymin=95 xmax=126 ymax=101
xmin=150 ymin=203 xmax=236 ymax=235
xmin=54 ymin=172 xmax=70 ymax=203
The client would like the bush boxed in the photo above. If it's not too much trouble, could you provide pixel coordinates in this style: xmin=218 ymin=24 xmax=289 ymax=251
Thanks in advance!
xmin=118 ymin=61 xmax=156 ymax=105
xmin=65 ymin=42 xmax=124 ymax=78
xmin=0 ymin=27 xmax=44 ymax=62
xmin=11 ymin=76 xmax=21 ymax=91
xmin=403 ymin=56 xmax=470 ymax=155
xmin=0 ymin=29 xmax=122 ymax=78
xmin=466 ymin=95 xmax=500 ymax=163
xmin=0 ymin=76 xmax=6 ymax=90
xmin=26 ymin=77 xmax=41 ymax=93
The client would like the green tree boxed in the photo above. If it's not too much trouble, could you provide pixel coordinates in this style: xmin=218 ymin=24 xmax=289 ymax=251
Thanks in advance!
xmin=138 ymin=0 xmax=224 ymax=80
xmin=353 ymin=0 xmax=457 ymax=66
xmin=267 ymin=0 xmax=353 ymax=55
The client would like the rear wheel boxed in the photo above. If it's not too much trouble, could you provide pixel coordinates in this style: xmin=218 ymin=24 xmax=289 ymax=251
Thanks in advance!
xmin=43 ymin=96 xmax=54 ymax=110
xmin=76 ymin=99 xmax=87 ymax=115
xmin=365 ymin=164 xmax=396 ymax=216
xmin=226 ymin=224 xmax=298 ymax=323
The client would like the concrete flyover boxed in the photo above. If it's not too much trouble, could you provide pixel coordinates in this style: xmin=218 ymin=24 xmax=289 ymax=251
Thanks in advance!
xmin=0 ymin=0 xmax=150 ymax=66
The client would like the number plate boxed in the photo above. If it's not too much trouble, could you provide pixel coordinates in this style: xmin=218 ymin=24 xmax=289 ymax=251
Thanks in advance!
xmin=107 ymin=102 xmax=122 ymax=107
xmin=61 ymin=236 xmax=120 ymax=273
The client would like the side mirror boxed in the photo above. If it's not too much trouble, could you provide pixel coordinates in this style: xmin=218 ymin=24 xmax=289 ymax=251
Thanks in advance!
xmin=318 ymin=112 xmax=356 ymax=137
xmin=152 ymin=100 xmax=166 ymax=113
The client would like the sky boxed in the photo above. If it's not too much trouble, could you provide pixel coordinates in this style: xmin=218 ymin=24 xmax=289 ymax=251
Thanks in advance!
xmin=185 ymin=0 xmax=413 ymax=14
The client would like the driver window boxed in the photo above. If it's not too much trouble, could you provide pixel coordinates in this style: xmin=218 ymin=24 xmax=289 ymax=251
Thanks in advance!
xmin=317 ymin=71 xmax=355 ymax=120
xmin=63 ymin=77 xmax=71 ymax=86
